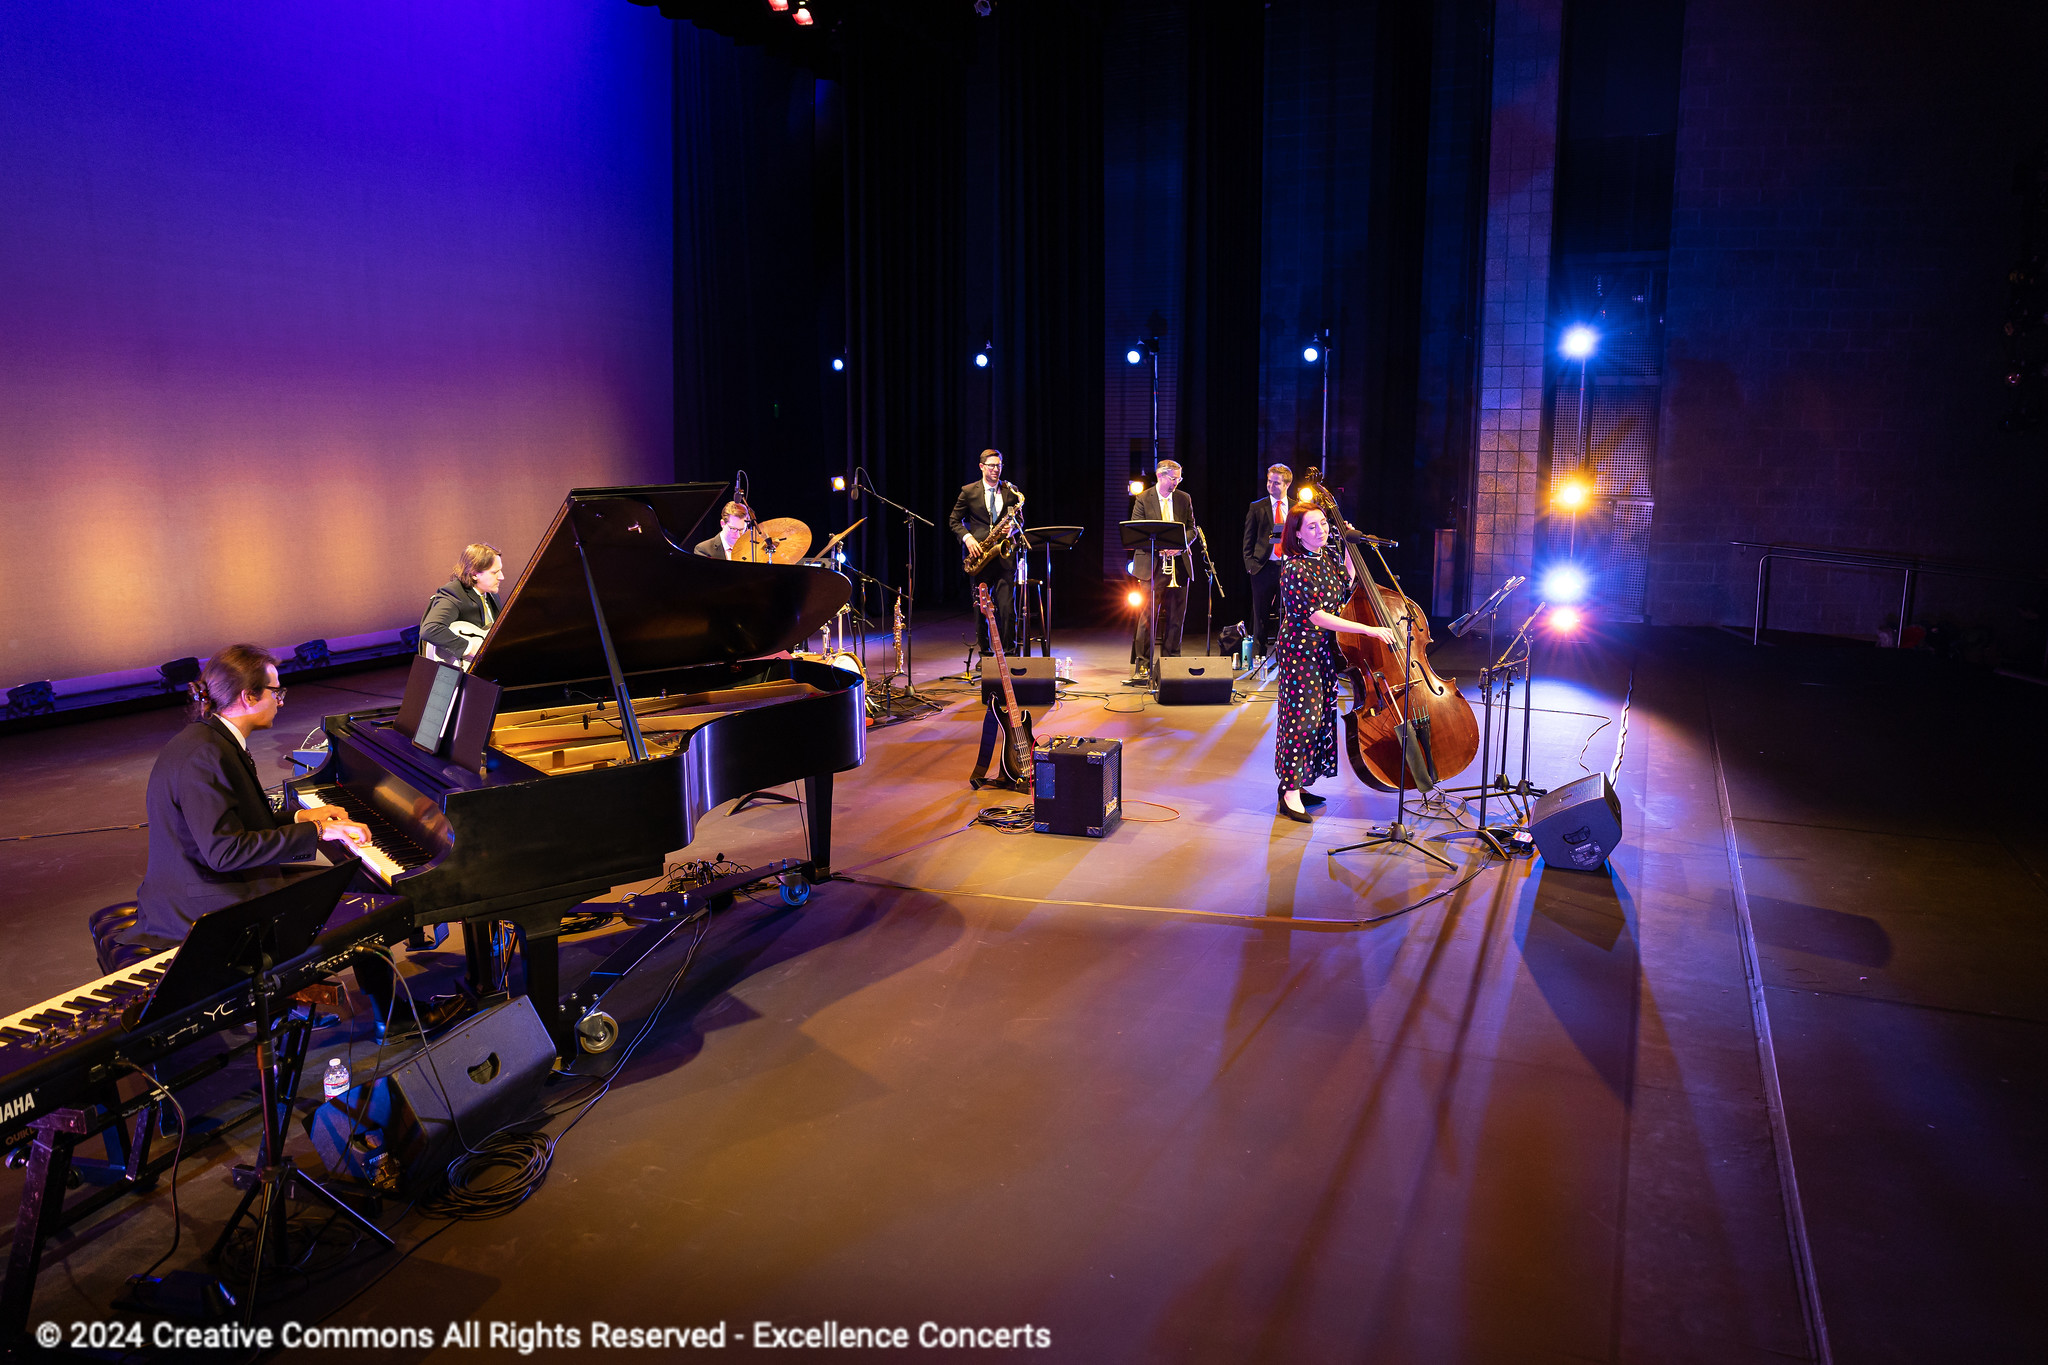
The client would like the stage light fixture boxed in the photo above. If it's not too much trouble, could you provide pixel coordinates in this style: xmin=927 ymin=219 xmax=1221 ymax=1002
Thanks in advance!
xmin=1126 ymin=589 xmax=1144 ymax=608
xmin=792 ymin=3 xmax=813 ymax=24
xmin=1303 ymin=344 xmax=1320 ymax=363
xmin=1549 ymin=606 xmax=1582 ymax=634
xmin=1541 ymin=565 xmax=1588 ymax=603
xmin=1126 ymin=348 xmax=1142 ymax=365
xmin=1297 ymin=487 xmax=1316 ymax=505
xmin=767 ymin=0 xmax=788 ymax=9
xmin=831 ymin=356 xmax=845 ymax=372
xmin=974 ymin=352 xmax=988 ymax=369
xmin=831 ymin=475 xmax=847 ymax=492
xmin=1128 ymin=478 xmax=1145 ymax=496
xmin=1559 ymin=325 xmax=1599 ymax=361
xmin=1554 ymin=479 xmax=1590 ymax=510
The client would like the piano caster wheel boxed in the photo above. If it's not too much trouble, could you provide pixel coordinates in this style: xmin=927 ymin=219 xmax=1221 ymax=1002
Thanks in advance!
xmin=778 ymin=873 xmax=810 ymax=908
xmin=575 ymin=1010 xmax=619 ymax=1055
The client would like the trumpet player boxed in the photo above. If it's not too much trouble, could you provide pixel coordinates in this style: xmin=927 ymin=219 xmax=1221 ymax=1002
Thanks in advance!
xmin=950 ymin=448 xmax=1025 ymax=657
xmin=1129 ymin=459 xmax=1200 ymax=665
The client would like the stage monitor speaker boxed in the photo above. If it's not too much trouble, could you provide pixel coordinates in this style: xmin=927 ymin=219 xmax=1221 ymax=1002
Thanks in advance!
xmin=1033 ymin=737 xmax=1122 ymax=838
xmin=305 ymin=996 xmax=554 ymax=1193
xmin=1156 ymin=656 xmax=1235 ymax=705
xmin=1527 ymin=773 xmax=1623 ymax=871
xmin=981 ymin=656 xmax=1057 ymax=707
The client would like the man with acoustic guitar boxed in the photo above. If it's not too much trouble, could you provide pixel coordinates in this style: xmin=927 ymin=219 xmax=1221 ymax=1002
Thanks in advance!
xmin=949 ymin=448 xmax=1025 ymax=658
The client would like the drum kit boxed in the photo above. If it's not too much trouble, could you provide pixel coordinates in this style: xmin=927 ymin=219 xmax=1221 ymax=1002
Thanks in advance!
xmin=743 ymin=514 xmax=869 ymax=685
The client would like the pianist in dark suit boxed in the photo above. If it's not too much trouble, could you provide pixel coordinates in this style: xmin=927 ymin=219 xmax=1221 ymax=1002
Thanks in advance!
xmin=694 ymin=502 xmax=754 ymax=560
xmin=419 ymin=542 xmax=505 ymax=666
xmin=948 ymin=449 xmax=1024 ymax=654
xmin=132 ymin=645 xmax=370 ymax=949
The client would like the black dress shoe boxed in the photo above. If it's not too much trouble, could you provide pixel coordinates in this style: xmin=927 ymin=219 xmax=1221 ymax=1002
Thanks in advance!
xmin=1276 ymin=786 xmax=1312 ymax=823
xmin=1299 ymin=790 xmax=1326 ymax=808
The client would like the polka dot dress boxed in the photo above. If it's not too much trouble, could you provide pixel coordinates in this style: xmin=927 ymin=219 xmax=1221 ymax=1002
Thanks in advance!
xmin=1274 ymin=545 xmax=1352 ymax=791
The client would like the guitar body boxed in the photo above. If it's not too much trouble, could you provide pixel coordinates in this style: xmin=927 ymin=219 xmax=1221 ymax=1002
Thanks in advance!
xmin=973 ymin=584 xmax=1036 ymax=795
xmin=992 ymin=703 xmax=1039 ymax=784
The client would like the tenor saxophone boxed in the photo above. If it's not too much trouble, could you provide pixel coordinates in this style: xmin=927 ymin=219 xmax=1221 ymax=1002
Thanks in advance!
xmin=963 ymin=496 xmax=1025 ymax=574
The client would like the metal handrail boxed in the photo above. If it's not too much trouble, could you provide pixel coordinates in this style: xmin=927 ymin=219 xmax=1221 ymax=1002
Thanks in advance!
xmin=1731 ymin=540 xmax=2043 ymax=647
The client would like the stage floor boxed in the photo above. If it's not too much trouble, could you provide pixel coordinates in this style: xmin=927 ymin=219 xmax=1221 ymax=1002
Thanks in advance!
xmin=0 ymin=619 xmax=2042 ymax=1363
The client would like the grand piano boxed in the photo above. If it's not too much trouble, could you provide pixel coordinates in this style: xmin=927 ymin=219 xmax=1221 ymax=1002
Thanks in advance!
xmin=292 ymin=483 xmax=865 ymax=1055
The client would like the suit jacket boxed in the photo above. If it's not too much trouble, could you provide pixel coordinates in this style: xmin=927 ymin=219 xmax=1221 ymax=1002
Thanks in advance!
xmin=694 ymin=536 xmax=734 ymax=560
xmin=1126 ymin=487 xmax=1203 ymax=583
xmin=135 ymin=717 xmax=322 ymax=943
xmin=419 ymin=577 xmax=502 ymax=664
xmin=1243 ymin=495 xmax=1288 ymax=575
xmin=948 ymin=479 xmax=1021 ymax=546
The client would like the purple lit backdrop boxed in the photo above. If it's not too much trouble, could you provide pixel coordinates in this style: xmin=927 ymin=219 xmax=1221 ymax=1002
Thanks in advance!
xmin=0 ymin=2 xmax=674 ymax=683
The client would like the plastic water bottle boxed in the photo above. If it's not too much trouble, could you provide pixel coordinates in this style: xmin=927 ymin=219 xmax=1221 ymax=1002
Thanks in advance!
xmin=1239 ymin=636 xmax=1254 ymax=669
xmin=322 ymin=1057 xmax=350 ymax=1101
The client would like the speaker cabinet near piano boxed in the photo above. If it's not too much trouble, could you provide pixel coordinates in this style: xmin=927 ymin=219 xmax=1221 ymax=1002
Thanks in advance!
xmin=307 ymin=997 xmax=554 ymax=1192
xmin=1033 ymin=737 xmax=1122 ymax=837
xmin=1527 ymin=773 xmax=1624 ymax=871
xmin=980 ymin=656 xmax=1057 ymax=707
xmin=1156 ymin=657 xmax=1235 ymax=705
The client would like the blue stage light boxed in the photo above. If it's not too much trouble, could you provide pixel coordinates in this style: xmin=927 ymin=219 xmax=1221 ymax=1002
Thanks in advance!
xmin=1542 ymin=565 xmax=1589 ymax=603
xmin=831 ymin=357 xmax=845 ymax=372
xmin=1559 ymin=325 xmax=1599 ymax=361
xmin=1303 ymin=344 xmax=1320 ymax=363
xmin=974 ymin=353 xmax=988 ymax=368
xmin=1126 ymin=348 xmax=1142 ymax=365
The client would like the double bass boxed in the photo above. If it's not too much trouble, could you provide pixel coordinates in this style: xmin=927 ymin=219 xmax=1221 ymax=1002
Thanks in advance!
xmin=1298 ymin=471 xmax=1479 ymax=791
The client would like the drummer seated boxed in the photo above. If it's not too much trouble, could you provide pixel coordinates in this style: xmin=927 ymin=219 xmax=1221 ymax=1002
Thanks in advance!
xmin=695 ymin=503 xmax=753 ymax=560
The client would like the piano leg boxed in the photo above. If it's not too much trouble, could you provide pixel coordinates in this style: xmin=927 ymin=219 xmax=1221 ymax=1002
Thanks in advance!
xmin=1 ymin=1108 xmax=90 ymax=1344
xmin=804 ymin=772 xmax=834 ymax=882
xmin=519 ymin=925 xmax=571 ymax=1060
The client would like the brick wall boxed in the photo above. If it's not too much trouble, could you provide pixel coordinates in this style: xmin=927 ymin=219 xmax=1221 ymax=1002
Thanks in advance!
xmin=1470 ymin=0 xmax=1565 ymax=605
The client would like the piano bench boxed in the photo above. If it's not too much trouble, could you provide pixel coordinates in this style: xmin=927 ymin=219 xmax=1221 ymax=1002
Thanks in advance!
xmin=88 ymin=900 xmax=155 ymax=977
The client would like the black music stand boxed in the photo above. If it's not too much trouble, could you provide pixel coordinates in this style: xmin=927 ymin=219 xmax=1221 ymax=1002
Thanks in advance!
xmin=197 ymin=863 xmax=393 ymax=1320
xmin=1022 ymin=527 xmax=1083 ymax=658
xmin=1433 ymin=575 xmax=1525 ymax=858
xmin=1121 ymin=519 xmax=1187 ymax=689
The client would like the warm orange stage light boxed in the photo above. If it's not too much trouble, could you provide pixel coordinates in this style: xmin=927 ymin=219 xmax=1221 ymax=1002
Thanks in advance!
xmin=1549 ymin=607 xmax=1582 ymax=633
xmin=1554 ymin=480 xmax=1590 ymax=510
xmin=1296 ymin=487 xmax=1315 ymax=504
xmin=1128 ymin=479 xmax=1145 ymax=496
xmin=1126 ymin=590 xmax=1145 ymax=608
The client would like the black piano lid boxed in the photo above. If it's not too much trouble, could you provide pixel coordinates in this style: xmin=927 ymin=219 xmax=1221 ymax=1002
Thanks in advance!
xmin=468 ymin=484 xmax=852 ymax=688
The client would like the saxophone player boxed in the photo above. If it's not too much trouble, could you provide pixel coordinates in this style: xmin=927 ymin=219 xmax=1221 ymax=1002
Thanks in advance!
xmin=949 ymin=449 xmax=1024 ymax=657
xmin=1129 ymin=459 xmax=1199 ymax=665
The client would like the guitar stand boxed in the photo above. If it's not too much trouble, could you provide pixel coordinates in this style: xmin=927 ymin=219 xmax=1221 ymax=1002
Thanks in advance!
xmin=207 ymin=961 xmax=390 ymax=1323
xmin=966 ymin=700 xmax=1027 ymax=791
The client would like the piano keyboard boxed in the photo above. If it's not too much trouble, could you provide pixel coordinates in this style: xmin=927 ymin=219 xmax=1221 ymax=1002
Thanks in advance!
xmin=0 ymin=950 xmax=174 ymax=1054
xmin=291 ymin=781 xmax=435 ymax=885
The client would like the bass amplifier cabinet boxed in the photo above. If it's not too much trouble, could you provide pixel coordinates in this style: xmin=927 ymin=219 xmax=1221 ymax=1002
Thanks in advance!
xmin=1033 ymin=737 xmax=1122 ymax=838
xmin=1527 ymin=773 xmax=1623 ymax=871
xmin=1156 ymin=656 xmax=1236 ymax=705
xmin=981 ymin=656 xmax=1058 ymax=707
xmin=306 ymin=996 xmax=555 ymax=1193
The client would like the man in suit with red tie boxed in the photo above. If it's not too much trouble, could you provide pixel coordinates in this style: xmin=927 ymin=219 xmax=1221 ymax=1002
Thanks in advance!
xmin=1241 ymin=464 xmax=1292 ymax=660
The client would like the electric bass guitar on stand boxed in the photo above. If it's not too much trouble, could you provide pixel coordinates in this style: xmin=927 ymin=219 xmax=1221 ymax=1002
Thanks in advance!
xmin=972 ymin=584 xmax=1036 ymax=792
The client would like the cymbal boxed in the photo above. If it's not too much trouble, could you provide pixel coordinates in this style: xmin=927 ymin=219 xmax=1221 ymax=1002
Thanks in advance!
xmin=815 ymin=518 xmax=866 ymax=560
xmin=755 ymin=517 xmax=812 ymax=564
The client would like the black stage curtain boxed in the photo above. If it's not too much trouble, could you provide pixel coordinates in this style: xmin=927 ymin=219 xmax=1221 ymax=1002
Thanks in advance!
xmin=841 ymin=8 xmax=972 ymax=621
xmin=996 ymin=2 xmax=1108 ymax=607
xmin=1179 ymin=0 xmax=1266 ymax=634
